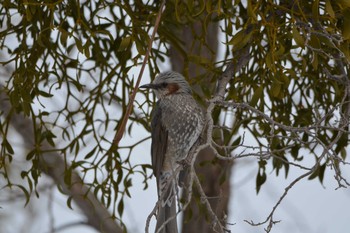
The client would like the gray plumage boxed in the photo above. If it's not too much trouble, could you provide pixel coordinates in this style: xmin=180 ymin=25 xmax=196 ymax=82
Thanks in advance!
xmin=140 ymin=71 xmax=204 ymax=233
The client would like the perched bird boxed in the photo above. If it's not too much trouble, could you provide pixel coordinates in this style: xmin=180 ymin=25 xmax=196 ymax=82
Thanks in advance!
xmin=140 ymin=71 xmax=204 ymax=233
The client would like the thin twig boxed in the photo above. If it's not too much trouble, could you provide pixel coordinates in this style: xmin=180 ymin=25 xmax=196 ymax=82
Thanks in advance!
xmin=113 ymin=0 xmax=166 ymax=147
xmin=244 ymin=167 xmax=315 ymax=232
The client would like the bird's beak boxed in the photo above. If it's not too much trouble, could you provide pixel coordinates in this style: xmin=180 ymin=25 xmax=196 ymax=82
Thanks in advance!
xmin=139 ymin=83 xmax=156 ymax=89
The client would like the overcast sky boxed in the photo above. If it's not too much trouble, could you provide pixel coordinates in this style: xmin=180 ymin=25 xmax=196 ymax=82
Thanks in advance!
xmin=1 ymin=1 xmax=350 ymax=233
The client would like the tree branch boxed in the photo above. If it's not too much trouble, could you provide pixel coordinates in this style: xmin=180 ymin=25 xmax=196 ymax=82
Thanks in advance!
xmin=113 ymin=0 xmax=166 ymax=147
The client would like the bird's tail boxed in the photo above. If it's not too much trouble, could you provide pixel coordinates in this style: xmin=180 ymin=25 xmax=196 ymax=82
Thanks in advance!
xmin=155 ymin=197 xmax=178 ymax=233
xmin=156 ymin=174 xmax=178 ymax=233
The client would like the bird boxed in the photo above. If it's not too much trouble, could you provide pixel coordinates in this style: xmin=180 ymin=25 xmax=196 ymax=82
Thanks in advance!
xmin=140 ymin=71 xmax=205 ymax=233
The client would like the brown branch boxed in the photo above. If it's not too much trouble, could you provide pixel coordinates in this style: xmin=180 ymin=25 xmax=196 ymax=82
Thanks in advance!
xmin=113 ymin=0 xmax=166 ymax=147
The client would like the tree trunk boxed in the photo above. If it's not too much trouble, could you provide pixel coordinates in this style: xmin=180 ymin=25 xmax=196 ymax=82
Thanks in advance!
xmin=168 ymin=13 xmax=233 ymax=233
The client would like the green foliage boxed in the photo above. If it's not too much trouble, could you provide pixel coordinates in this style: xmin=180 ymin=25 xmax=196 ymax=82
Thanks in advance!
xmin=256 ymin=159 xmax=267 ymax=194
xmin=0 ymin=0 xmax=159 ymax=217
xmin=224 ymin=0 xmax=350 ymax=186
xmin=161 ymin=0 xmax=349 ymax=191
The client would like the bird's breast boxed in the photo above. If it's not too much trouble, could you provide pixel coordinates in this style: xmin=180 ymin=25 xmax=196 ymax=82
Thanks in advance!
xmin=159 ymin=96 xmax=204 ymax=155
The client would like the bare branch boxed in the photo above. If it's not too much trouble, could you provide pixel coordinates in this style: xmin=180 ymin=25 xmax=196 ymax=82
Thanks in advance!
xmin=244 ymin=167 xmax=315 ymax=232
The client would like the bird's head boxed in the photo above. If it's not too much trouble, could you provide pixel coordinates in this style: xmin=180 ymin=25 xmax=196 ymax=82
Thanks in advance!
xmin=140 ymin=71 xmax=192 ymax=99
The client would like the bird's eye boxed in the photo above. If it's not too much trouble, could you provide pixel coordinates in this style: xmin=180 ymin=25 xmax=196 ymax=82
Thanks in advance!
xmin=160 ymin=83 xmax=168 ymax=88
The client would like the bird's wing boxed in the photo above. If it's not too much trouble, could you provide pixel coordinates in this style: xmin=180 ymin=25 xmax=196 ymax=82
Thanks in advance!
xmin=151 ymin=101 xmax=168 ymax=184
xmin=151 ymin=103 xmax=178 ymax=233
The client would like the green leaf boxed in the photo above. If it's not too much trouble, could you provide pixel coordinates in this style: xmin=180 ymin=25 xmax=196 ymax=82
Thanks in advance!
xmin=74 ymin=36 xmax=84 ymax=53
xmin=124 ymin=178 xmax=132 ymax=198
xmin=135 ymin=38 xmax=146 ymax=55
xmin=117 ymin=199 xmax=124 ymax=216
xmin=206 ymin=0 xmax=212 ymax=12
xmin=338 ymin=0 xmax=350 ymax=8
xmin=83 ymin=40 xmax=91 ymax=58
xmin=64 ymin=168 xmax=72 ymax=186
xmin=230 ymin=136 xmax=241 ymax=147
xmin=291 ymin=145 xmax=303 ymax=161
xmin=20 ymin=171 xmax=27 ymax=179
xmin=272 ymin=157 xmax=283 ymax=176
xmin=274 ymin=44 xmax=285 ymax=58
xmin=38 ymin=90 xmax=53 ymax=98
xmin=75 ymin=141 xmax=80 ymax=156
xmin=256 ymin=168 xmax=266 ymax=194
xmin=26 ymin=6 xmax=32 ymax=21
xmin=335 ymin=132 xmax=348 ymax=154
xmin=256 ymin=160 xmax=267 ymax=194
xmin=16 ymin=185 xmax=31 ymax=207
xmin=84 ymin=147 xmax=97 ymax=159
xmin=342 ymin=9 xmax=350 ymax=40
xmin=226 ymin=20 xmax=233 ymax=35
xmin=30 ymin=168 xmax=39 ymax=184
xmin=340 ymin=147 xmax=347 ymax=160
xmin=188 ymin=55 xmax=211 ymax=66
xmin=318 ymin=163 xmax=326 ymax=183
xmin=312 ymin=53 xmax=318 ymax=70
xmin=116 ymin=166 xmax=123 ymax=185
xmin=67 ymin=196 xmax=74 ymax=210
xmin=26 ymin=150 xmax=36 ymax=160
xmin=118 ymin=36 xmax=132 ymax=52
xmin=308 ymin=165 xmax=320 ymax=180
xmin=42 ymin=130 xmax=56 ymax=147
xmin=39 ymin=111 xmax=49 ymax=117
xmin=250 ymin=85 xmax=263 ymax=107
xmin=302 ymin=132 xmax=309 ymax=142
xmin=270 ymin=81 xmax=281 ymax=98
xmin=283 ymin=156 xmax=290 ymax=178
xmin=312 ymin=0 xmax=319 ymax=22
xmin=227 ymin=29 xmax=253 ymax=50
xmin=60 ymin=28 xmax=69 ymax=45
xmin=94 ymin=185 xmax=101 ymax=198
xmin=309 ymin=35 xmax=321 ymax=49
xmin=325 ymin=0 xmax=335 ymax=18
xmin=2 ymin=139 xmax=14 ymax=155
xmin=265 ymin=52 xmax=274 ymax=70
xmin=247 ymin=0 xmax=257 ymax=21
xmin=292 ymin=26 xmax=305 ymax=48
xmin=141 ymin=164 xmax=152 ymax=173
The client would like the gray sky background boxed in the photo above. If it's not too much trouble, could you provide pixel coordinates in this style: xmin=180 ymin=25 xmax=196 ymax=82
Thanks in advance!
xmin=1 ymin=1 xmax=350 ymax=232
